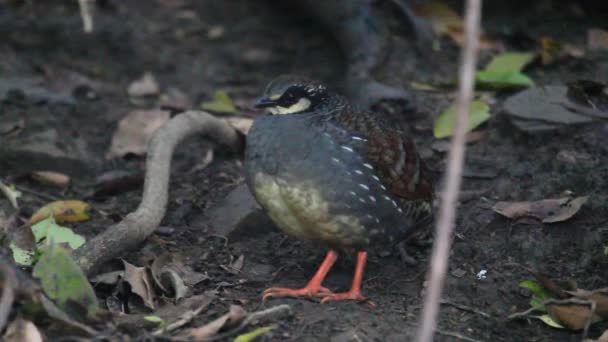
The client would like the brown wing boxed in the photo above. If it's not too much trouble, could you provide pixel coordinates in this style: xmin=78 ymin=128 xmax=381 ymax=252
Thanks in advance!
xmin=335 ymin=110 xmax=434 ymax=201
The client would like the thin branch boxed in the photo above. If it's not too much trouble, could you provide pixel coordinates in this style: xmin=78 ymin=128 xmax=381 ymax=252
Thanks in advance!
xmin=77 ymin=0 xmax=94 ymax=33
xmin=74 ymin=111 xmax=242 ymax=276
xmin=414 ymin=1 xmax=482 ymax=342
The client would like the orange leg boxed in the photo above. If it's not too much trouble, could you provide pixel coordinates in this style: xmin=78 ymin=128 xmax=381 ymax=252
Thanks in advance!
xmin=263 ymin=250 xmax=338 ymax=300
xmin=320 ymin=251 xmax=369 ymax=303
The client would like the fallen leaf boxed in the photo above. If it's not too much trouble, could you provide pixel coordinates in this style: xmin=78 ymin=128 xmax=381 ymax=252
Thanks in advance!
xmin=30 ymin=171 xmax=70 ymax=187
xmin=433 ymin=100 xmax=491 ymax=138
xmin=540 ymin=37 xmax=585 ymax=65
xmin=492 ymin=196 xmax=587 ymax=223
xmin=30 ymin=200 xmax=90 ymax=225
xmin=33 ymin=243 xmax=99 ymax=317
xmin=31 ymin=216 xmax=86 ymax=249
xmin=546 ymin=303 xmax=601 ymax=330
xmin=127 ymin=72 xmax=160 ymax=97
xmin=10 ymin=242 xmax=34 ymax=266
xmin=413 ymin=1 xmax=496 ymax=49
xmin=93 ymin=170 xmax=144 ymax=197
xmin=520 ymin=280 xmax=552 ymax=311
xmin=567 ymin=289 xmax=608 ymax=319
xmin=0 ymin=180 xmax=21 ymax=209
xmin=476 ymin=52 xmax=536 ymax=89
xmin=534 ymin=314 xmax=565 ymax=329
xmin=190 ymin=305 xmax=246 ymax=340
xmin=225 ymin=117 xmax=253 ymax=135
xmin=234 ymin=326 xmax=275 ymax=342
xmin=106 ymin=109 xmax=171 ymax=159
xmin=159 ymin=87 xmax=191 ymax=110
xmin=123 ymin=260 xmax=157 ymax=309
xmin=566 ymin=80 xmax=608 ymax=116
xmin=588 ymin=28 xmax=608 ymax=50
xmin=200 ymin=90 xmax=236 ymax=114
xmin=2 ymin=318 xmax=44 ymax=342
xmin=90 ymin=270 xmax=124 ymax=285
xmin=503 ymin=85 xmax=596 ymax=132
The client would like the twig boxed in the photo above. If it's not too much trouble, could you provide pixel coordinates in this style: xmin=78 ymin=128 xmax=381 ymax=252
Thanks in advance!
xmin=0 ymin=262 xmax=17 ymax=333
xmin=74 ymin=111 xmax=242 ymax=276
xmin=440 ymin=299 xmax=491 ymax=318
xmin=0 ymin=180 xmax=19 ymax=209
xmin=508 ymin=298 xmax=596 ymax=341
xmin=436 ymin=329 xmax=483 ymax=342
xmin=414 ymin=1 xmax=482 ymax=342
xmin=204 ymin=304 xmax=292 ymax=342
xmin=152 ymin=295 xmax=215 ymax=335
xmin=13 ymin=184 xmax=60 ymax=202
xmin=77 ymin=0 xmax=94 ymax=33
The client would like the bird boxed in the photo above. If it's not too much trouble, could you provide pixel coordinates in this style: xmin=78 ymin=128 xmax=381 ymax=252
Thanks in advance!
xmin=244 ymin=75 xmax=434 ymax=303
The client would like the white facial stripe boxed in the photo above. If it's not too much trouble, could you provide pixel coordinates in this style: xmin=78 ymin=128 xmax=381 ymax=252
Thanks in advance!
xmin=268 ymin=97 xmax=311 ymax=115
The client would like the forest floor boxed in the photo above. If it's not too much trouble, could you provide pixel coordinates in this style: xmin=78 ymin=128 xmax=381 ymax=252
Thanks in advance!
xmin=1 ymin=1 xmax=607 ymax=341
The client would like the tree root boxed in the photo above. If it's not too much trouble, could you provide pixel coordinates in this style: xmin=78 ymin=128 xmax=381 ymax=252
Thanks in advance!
xmin=74 ymin=110 xmax=243 ymax=276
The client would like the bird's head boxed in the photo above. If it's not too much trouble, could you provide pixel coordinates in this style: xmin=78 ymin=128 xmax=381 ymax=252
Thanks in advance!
xmin=254 ymin=75 xmax=330 ymax=115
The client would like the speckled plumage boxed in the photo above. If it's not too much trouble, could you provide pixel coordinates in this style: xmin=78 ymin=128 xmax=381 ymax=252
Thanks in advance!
xmin=245 ymin=76 xmax=433 ymax=253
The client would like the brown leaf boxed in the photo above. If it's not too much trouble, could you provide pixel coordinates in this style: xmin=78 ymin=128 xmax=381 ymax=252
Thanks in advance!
xmin=123 ymin=260 xmax=157 ymax=309
xmin=546 ymin=303 xmax=602 ymax=330
xmin=127 ymin=72 xmax=160 ymax=97
xmin=492 ymin=196 xmax=587 ymax=223
xmin=189 ymin=305 xmax=246 ymax=340
xmin=93 ymin=170 xmax=144 ymax=198
xmin=106 ymin=110 xmax=170 ymax=159
xmin=30 ymin=171 xmax=70 ymax=187
xmin=568 ymin=289 xmax=608 ymax=319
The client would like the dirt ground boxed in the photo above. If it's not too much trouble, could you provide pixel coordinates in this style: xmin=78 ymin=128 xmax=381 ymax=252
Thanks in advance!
xmin=1 ymin=0 xmax=608 ymax=341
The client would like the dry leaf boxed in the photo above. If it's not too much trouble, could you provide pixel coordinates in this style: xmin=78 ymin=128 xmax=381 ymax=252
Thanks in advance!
xmin=30 ymin=171 xmax=70 ymax=187
xmin=225 ymin=117 xmax=254 ymax=135
xmin=190 ymin=305 xmax=246 ymax=340
xmin=123 ymin=260 xmax=157 ymax=309
xmin=568 ymin=289 xmax=608 ymax=319
xmin=492 ymin=196 xmax=587 ymax=223
xmin=546 ymin=303 xmax=602 ymax=330
xmin=106 ymin=109 xmax=170 ymax=159
xmin=30 ymin=200 xmax=90 ymax=224
xmin=413 ymin=1 xmax=496 ymax=49
xmin=127 ymin=72 xmax=160 ymax=97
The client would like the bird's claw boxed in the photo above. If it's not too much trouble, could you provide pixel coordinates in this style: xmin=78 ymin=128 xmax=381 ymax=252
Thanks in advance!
xmin=319 ymin=291 xmax=375 ymax=306
xmin=262 ymin=286 xmax=334 ymax=301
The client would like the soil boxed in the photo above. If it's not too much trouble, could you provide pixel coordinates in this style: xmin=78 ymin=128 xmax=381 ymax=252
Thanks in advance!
xmin=1 ymin=1 xmax=608 ymax=341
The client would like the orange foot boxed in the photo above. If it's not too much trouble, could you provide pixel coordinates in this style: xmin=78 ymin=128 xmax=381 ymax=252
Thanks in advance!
xmin=262 ymin=285 xmax=334 ymax=301
xmin=320 ymin=290 xmax=370 ymax=304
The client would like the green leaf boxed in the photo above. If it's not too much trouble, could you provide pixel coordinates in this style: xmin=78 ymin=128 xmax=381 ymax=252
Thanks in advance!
xmin=144 ymin=315 xmax=166 ymax=327
xmin=484 ymin=52 xmax=536 ymax=73
xmin=475 ymin=52 xmax=536 ymax=89
xmin=10 ymin=242 xmax=34 ymax=266
xmin=433 ymin=100 xmax=491 ymax=138
xmin=533 ymin=315 xmax=564 ymax=329
xmin=475 ymin=70 xmax=534 ymax=89
xmin=234 ymin=326 xmax=275 ymax=342
xmin=519 ymin=280 xmax=552 ymax=300
xmin=529 ymin=297 xmax=547 ymax=312
xmin=33 ymin=243 xmax=98 ymax=317
xmin=201 ymin=90 xmax=236 ymax=114
xmin=31 ymin=216 xmax=85 ymax=250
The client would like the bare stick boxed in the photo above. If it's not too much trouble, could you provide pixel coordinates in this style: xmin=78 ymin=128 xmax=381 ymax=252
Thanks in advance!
xmin=0 ymin=262 xmax=17 ymax=333
xmin=74 ymin=111 xmax=242 ymax=276
xmin=77 ymin=0 xmax=94 ymax=33
xmin=414 ymin=1 xmax=482 ymax=342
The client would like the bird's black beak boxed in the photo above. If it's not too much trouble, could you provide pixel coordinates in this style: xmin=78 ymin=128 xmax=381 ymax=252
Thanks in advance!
xmin=254 ymin=97 xmax=276 ymax=108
